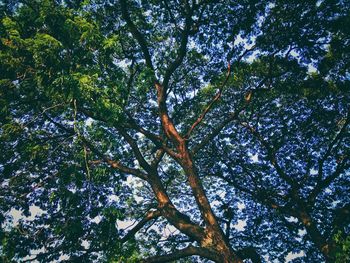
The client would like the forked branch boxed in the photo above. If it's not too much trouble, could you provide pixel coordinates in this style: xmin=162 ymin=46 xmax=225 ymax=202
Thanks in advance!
xmin=120 ymin=0 xmax=154 ymax=70
xmin=43 ymin=112 xmax=148 ymax=180
xmin=185 ymin=63 xmax=231 ymax=139
xmin=121 ymin=209 xmax=161 ymax=243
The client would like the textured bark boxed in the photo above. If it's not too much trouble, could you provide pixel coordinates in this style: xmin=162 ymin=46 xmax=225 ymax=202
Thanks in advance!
xmin=147 ymin=171 xmax=207 ymax=242
xmin=118 ymin=1 xmax=251 ymax=262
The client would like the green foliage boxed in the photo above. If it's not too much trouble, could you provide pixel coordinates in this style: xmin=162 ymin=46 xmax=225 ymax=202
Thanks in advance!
xmin=0 ymin=0 xmax=349 ymax=262
xmin=334 ymin=231 xmax=350 ymax=263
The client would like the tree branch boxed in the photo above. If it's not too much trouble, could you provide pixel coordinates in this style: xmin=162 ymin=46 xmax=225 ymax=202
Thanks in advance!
xmin=121 ymin=209 xmax=161 ymax=243
xmin=308 ymin=155 xmax=350 ymax=203
xmin=43 ymin=112 xmax=148 ymax=180
xmin=123 ymin=114 xmax=180 ymax=159
xmin=151 ymin=149 xmax=165 ymax=167
xmin=156 ymin=82 xmax=183 ymax=145
xmin=191 ymin=108 xmax=244 ymax=155
xmin=185 ymin=63 xmax=231 ymax=139
xmin=117 ymin=128 xmax=153 ymax=173
xmin=120 ymin=0 xmax=154 ymax=70
xmin=191 ymin=75 xmax=274 ymax=154
xmin=162 ymin=1 xmax=195 ymax=91
xmin=161 ymin=0 xmax=179 ymax=30
xmin=140 ymin=245 xmax=219 ymax=263
xmin=240 ymin=121 xmax=299 ymax=189
xmin=146 ymin=172 xmax=207 ymax=242
xmin=82 ymin=137 xmax=149 ymax=180
xmin=316 ymin=111 xmax=350 ymax=182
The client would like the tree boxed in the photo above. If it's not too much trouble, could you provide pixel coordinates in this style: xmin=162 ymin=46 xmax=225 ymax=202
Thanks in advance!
xmin=0 ymin=0 xmax=349 ymax=262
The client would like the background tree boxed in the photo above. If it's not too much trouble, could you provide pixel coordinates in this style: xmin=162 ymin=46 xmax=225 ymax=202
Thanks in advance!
xmin=0 ymin=0 xmax=349 ymax=262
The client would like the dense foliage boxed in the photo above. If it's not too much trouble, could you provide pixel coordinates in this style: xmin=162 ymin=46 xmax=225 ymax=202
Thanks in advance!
xmin=0 ymin=0 xmax=349 ymax=262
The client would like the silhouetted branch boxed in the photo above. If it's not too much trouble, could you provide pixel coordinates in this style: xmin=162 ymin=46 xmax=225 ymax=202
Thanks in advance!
xmin=140 ymin=245 xmax=219 ymax=263
xmin=120 ymin=0 xmax=154 ymax=71
xmin=43 ymin=112 xmax=148 ymax=180
xmin=121 ymin=209 xmax=161 ymax=243
xmin=185 ymin=63 xmax=231 ymax=139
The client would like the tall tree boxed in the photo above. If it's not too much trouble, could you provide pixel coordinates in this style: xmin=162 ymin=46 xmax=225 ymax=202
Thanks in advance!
xmin=0 ymin=0 xmax=349 ymax=262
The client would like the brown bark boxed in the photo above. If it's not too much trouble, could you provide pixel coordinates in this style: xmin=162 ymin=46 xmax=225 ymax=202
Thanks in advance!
xmin=180 ymin=147 xmax=240 ymax=262
xmin=147 ymin=170 xmax=207 ymax=242
xmin=147 ymin=167 xmax=242 ymax=262
xmin=118 ymin=1 xmax=246 ymax=261
xmin=149 ymin=43 xmax=242 ymax=262
xmin=155 ymin=80 xmax=240 ymax=261
xmin=140 ymin=245 xmax=220 ymax=263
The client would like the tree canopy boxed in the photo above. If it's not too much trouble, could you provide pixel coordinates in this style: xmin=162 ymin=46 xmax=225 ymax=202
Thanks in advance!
xmin=0 ymin=0 xmax=349 ymax=262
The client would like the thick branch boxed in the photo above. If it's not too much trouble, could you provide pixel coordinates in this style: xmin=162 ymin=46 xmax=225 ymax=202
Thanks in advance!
xmin=156 ymin=82 xmax=183 ymax=145
xmin=140 ymin=245 xmax=220 ymax=263
xmin=120 ymin=0 xmax=154 ymax=70
xmin=146 ymin=172 xmax=206 ymax=242
xmin=177 ymin=150 xmax=239 ymax=262
xmin=151 ymin=149 xmax=165 ymax=167
xmin=296 ymin=209 xmax=332 ymax=261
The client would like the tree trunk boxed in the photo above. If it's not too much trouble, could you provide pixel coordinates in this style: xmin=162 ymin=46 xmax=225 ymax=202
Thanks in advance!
xmin=179 ymin=142 xmax=241 ymax=263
